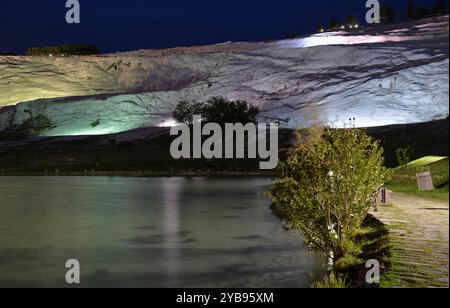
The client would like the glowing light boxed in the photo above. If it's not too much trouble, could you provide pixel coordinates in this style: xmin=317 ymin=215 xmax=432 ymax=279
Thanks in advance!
xmin=41 ymin=120 xmax=145 ymax=137
xmin=277 ymin=33 xmax=415 ymax=49
xmin=47 ymin=127 xmax=121 ymax=136
xmin=159 ymin=119 xmax=178 ymax=127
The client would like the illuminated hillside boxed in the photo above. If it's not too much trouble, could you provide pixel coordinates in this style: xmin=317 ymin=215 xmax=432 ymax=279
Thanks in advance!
xmin=0 ymin=15 xmax=448 ymax=136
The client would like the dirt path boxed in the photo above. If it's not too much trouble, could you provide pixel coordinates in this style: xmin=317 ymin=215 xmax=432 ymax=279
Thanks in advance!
xmin=373 ymin=193 xmax=449 ymax=288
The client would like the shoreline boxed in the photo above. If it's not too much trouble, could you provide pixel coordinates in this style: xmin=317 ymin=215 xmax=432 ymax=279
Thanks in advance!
xmin=0 ymin=170 xmax=278 ymax=177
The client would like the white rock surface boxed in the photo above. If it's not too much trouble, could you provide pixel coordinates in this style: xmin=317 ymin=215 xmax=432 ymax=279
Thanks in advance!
xmin=0 ymin=16 xmax=448 ymax=136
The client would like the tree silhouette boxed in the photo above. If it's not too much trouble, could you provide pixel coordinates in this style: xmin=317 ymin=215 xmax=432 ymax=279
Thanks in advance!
xmin=346 ymin=14 xmax=357 ymax=26
xmin=415 ymin=5 xmax=429 ymax=19
xmin=329 ymin=18 xmax=339 ymax=30
xmin=381 ymin=5 xmax=395 ymax=23
xmin=173 ymin=97 xmax=259 ymax=126
xmin=407 ymin=0 xmax=415 ymax=19
xmin=26 ymin=44 xmax=99 ymax=56
xmin=431 ymin=0 xmax=448 ymax=14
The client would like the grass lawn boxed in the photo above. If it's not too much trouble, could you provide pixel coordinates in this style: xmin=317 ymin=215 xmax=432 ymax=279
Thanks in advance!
xmin=386 ymin=182 xmax=449 ymax=202
xmin=391 ymin=156 xmax=448 ymax=182
xmin=312 ymin=215 xmax=391 ymax=288
xmin=387 ymin=156 xmax=449 ymax=202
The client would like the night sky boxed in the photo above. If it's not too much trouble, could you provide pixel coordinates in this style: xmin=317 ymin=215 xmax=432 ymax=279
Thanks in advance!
xmin=0 ymin=0 xmax=439 ymax=54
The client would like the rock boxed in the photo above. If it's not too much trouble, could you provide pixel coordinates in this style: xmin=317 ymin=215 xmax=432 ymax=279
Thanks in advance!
xmin=0 ymin=16 xmax=448 ymax=136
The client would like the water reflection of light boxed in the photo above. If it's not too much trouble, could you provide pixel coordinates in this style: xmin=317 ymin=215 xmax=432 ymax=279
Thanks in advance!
xmin=161 ymin=178 xmax=184 ymax=284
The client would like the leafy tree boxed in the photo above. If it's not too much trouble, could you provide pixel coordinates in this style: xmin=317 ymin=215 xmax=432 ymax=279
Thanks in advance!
xmin=270 ymin=128 xmax=389 ymax=264
xmin=407 ymin=0 xmax=416 ymax=19
xmin=172 ymin=97 xmax=259 ymax=125
xmin=329 ymin=18 xmax=340 ymax=30
xmin=202 ymin=97 xmax=259 ymax=125
xmin=380 ymin=5 xmax=395 ymax=23
xmin=396 ymin=145 xmax=414 ymax=167
xmin=172 ymin=100 xmax=203 ymax=125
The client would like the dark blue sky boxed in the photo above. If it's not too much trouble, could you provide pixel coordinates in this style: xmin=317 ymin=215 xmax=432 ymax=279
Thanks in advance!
xmin=0 ymin=0 xmax=439 ymax=54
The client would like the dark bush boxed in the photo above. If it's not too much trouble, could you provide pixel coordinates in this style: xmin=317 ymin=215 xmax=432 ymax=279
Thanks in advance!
xmin=26 ymin=44 xmax=99 ymax=56
xmin=0 ymin=114 xmax=56 ymax=139
xmin=172 ymin=97 xmax=259 ymax=125
xmin=381 ymin=5 xmax=395 ymax=23
xmin=346 ymin=14 xmax=357 ymax=26
xmin=415 ymin=5 xmax=430 ymax=19
xmin=407 ymin=0 xmax=415 ymax=19
xmin=431 ymin=0 xmax=448 ymax=15
xmin=172 ymin=101 xmax=204 ymax=125
xmin=329 ymin=18 xmax=340 ymax=30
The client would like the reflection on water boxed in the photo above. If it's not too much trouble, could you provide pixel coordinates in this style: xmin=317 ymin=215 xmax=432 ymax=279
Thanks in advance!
xmin=0 ymin=177 xmax=323 ymax=287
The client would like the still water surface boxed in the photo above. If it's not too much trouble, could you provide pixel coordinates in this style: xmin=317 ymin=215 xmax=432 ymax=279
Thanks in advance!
xmin=0 ymin=177 xmax=323 ymax=287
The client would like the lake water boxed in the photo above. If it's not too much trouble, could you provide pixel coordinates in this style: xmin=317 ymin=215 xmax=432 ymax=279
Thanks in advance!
xmin=0 ymin=177 xmax=323 ymax=288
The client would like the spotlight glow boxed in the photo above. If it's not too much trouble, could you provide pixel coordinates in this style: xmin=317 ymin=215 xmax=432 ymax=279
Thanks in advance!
xmin=277 ymin=32 xmax=416 ymax=49
xmin=159 ymin=119 xmax=178 ymax=127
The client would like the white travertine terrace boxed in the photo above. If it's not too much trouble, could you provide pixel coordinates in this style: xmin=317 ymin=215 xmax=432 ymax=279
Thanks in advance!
xmin=0 ymin=16 xmax=448 ymax=136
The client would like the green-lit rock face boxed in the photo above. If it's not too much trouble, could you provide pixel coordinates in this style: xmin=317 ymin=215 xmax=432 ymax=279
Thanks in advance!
xmin=0 ymin=92 xmax=180 ymax=137
xmin=0 ymin=15 xmax=449 ymax=136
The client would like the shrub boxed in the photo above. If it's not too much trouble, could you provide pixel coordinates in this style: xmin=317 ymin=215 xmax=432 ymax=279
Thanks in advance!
xmin=172 ymin=100 xmax=204 ymax=125
xmin=311 ymin=272 xmax=349 ymax=288
xmin=1 ymin=114 xmax=56 ymax=139
xmin=381 ymin=5 xmax=395 ymax=23
xmin=91 ymin=119 xmax=101 ymax=128
xmin=396 ymin=146 xmax=414 ymax=167
xmin=26 ymin=44 xmax=99 ymax=56
xmin=270 ymin=128 xmax=390 ymax=263
xmin=431 ymin=0 xmax=448 ymax=15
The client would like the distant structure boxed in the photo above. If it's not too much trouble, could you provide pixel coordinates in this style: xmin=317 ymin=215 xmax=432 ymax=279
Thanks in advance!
xmin=376 ymin=187 xmax=392 ymax=206
xmin=348 ymin=117 xmax=357 ymax=128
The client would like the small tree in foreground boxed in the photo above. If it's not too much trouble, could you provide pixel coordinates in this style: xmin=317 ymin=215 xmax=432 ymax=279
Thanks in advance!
xmin=270 ymin=128 xmax=389 ymax=264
